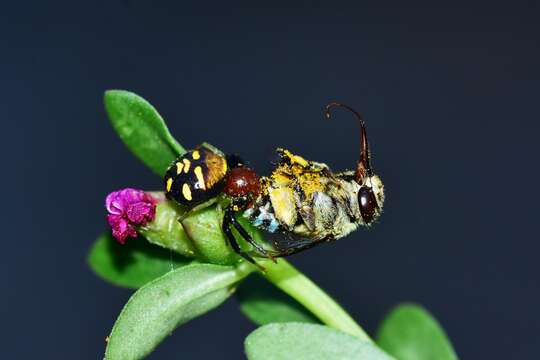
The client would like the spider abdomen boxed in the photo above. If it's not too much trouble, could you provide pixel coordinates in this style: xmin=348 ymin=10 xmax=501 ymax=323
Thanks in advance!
xmin=164 ymin=147 xmax=228 ymax=206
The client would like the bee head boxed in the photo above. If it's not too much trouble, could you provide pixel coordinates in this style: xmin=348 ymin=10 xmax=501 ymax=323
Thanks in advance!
xmin=324 ymin=102 xmax=384 ymax=225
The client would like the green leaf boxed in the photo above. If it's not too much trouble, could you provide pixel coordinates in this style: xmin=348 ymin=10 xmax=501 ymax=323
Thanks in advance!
xmin=180 ymin=205 xmax=239 ymax=265
xmin=106 ymin=263 xmax=254 ymax=360
xmin=138 ymin=198 xmax=198 ymax=258
xmin=237 ymin=274 xmax=319 ymax=325
xmin=88 ymin=232 xmax=190 ymax=289
xmin=376 ymin=303 xmax=458 ymax=360
xmin=180 ymin=204 xmax=272 ymax=265
xmin=245 ymin=323 xmax=393 ymax=360
xmin=104 ymin=90 xmax=185 ymax=175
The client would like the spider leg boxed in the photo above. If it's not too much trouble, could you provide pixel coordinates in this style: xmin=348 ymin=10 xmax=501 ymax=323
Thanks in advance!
xmin=222 ymin=208 xmax=261 ymax=268
xmin=227 ymin=210 xmax=276 ymax=262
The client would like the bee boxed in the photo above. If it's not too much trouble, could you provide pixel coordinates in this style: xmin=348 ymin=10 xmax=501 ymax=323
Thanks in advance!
xmin=164 ymin=102 xmax=385 ymax=265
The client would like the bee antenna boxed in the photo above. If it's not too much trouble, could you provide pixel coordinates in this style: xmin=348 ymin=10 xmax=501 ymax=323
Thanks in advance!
xmin=324 ymin=102 xmax=373 ymax=180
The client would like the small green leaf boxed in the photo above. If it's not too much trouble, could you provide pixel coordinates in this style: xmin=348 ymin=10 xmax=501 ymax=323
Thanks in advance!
xmin=138 ymin=198 xmax=197 ymax=258
xmin=104 ymin=90 xmax=185 ymax=175
xmin=180 ymin=206 xmax=239 ymax=265
xmin=376 ymin=303 xmax=458 ymax=360
xmin=237 ymin=274 xmax=319 ymax=325
xmin=245 ymin=323 xmax=393 ymax=360
xmin=88 ymin=232 xmax=191 ymax=289
xmin=180 ymin=206 xmax=267 ymax=266
xmin=106 ymin=263 xmax=254 ymax=360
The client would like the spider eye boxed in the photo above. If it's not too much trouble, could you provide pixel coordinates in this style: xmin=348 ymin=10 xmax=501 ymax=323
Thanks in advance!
xmin=358 ymin=186 xmax=378 ymax=224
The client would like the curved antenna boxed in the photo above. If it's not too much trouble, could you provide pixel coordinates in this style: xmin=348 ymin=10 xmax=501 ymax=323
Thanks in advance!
xmin=324 ymin=102 xmax=373 ymax=180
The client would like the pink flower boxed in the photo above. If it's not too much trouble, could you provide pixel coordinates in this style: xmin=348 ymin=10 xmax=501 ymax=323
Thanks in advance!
xmin=105 ymin=188 xmax=158 ymax=244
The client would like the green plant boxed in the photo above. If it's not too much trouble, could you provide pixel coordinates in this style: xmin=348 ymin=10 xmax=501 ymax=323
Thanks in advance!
xmin=88 ymin=90 xmax=458 ymax=359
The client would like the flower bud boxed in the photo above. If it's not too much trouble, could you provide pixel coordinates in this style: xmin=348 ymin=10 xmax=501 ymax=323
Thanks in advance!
xmin=105 ymin=188 xmax=157 ymax=244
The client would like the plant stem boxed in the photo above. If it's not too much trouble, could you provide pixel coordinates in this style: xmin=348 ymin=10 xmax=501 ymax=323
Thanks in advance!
xmin=259 ymin=258 xmax=373 ymax=343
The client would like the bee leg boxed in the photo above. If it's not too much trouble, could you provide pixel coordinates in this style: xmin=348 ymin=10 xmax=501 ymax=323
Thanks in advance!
xmin=227 ymin=211 xmax=276 ymax=262
xmin=222 ymin=209 xmax=263 ymax=269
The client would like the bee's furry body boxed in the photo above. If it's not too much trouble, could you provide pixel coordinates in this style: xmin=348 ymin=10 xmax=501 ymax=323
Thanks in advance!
xmin=244 ymin=149 xmax=380 ymax=249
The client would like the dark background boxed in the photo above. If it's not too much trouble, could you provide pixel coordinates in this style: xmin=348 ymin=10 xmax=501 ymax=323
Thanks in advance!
xmin=2 ymin=1 xmax=539 ymax=358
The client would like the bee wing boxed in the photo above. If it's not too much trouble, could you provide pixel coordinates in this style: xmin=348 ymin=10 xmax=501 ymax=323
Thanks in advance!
xmin=269 ymin=231 xmax=325 ymax=257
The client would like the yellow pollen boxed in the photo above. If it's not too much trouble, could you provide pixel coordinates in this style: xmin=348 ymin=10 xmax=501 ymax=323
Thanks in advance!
xmin=166 ymin=178 xmax=173 ymax=192
xmin=282 ymin=149 xmax=309 ymax=167
xmin=182 ymin=159 xmax=191 ymax=173
xmin=175 ymin=162 xmax=184 ymax=174
xmin=182 ymin=183 xmax=192 ymax=201
xmin=192 ymin=150 xmax=201 ymax=160
xmin=194 ymin=166 xmax=206 ymax=190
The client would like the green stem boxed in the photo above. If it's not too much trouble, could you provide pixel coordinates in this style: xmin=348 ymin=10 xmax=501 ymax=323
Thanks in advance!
xmin=259 ymin=258 xmax=373 ymax=343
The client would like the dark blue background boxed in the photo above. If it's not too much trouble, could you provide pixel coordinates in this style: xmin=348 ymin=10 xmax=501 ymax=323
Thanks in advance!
xmin=2 ymin=1 xmax=539 ymax=358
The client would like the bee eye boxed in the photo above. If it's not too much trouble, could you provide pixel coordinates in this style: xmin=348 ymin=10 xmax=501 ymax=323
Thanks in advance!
xmin=358 ymin=186 xmax=378 ymax=224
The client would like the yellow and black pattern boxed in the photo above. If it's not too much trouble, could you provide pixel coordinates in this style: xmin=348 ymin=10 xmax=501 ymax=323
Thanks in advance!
xmin=164 ymin=147 xmax=228 ymax=206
